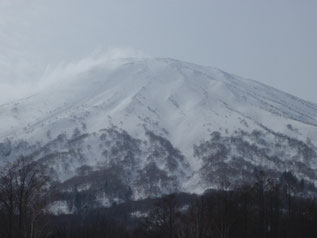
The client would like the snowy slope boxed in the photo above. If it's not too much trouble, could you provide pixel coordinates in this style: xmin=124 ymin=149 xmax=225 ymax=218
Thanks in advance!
xmin=1 ymin=57 xmax=317 ymax=204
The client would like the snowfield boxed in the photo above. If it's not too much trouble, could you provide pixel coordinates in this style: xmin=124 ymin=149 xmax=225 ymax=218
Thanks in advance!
xmin=1 ymin=57 xmax=317 ymax=209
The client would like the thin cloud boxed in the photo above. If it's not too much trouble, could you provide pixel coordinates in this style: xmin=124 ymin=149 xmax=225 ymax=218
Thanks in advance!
xmin=0 ymin=47 xmax=147 ymax=104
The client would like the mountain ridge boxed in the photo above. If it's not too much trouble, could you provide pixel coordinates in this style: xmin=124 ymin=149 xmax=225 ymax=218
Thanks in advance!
xmin=0 ymin=57 xmax=317 ymax=211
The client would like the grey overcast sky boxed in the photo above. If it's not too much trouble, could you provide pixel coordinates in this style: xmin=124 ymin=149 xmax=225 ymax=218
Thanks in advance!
xmin=0 ymin=0 xmax=317 ymax=103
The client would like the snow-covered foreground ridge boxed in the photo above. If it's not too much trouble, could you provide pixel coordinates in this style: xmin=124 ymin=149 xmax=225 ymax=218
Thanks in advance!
xmin=1 ymin=57 xmax=317 ymax=205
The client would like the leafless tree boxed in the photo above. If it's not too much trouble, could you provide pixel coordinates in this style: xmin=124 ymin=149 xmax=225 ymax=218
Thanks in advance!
xmin=0 ymin=164 xmax=16 ymax=238
xmin=177 ymin=197 xmax=212 ymax=238
xmin=0 ymin=156 xmax=51 ymax=238
xmin=144 ymin=194 xmax=180 ymax=238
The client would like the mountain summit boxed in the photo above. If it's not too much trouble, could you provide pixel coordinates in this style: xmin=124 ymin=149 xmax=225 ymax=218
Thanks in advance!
xmin=1 ymin=58 xmax=317 ymax=210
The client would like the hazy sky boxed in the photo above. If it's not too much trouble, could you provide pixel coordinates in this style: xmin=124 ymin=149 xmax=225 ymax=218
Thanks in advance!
xmin=0 ymin=0 xmax=316 ymax=103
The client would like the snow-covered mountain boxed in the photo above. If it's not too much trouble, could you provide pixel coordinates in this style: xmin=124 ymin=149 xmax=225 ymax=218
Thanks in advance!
xmin=1 ymin=57 xmax=317 ymax=211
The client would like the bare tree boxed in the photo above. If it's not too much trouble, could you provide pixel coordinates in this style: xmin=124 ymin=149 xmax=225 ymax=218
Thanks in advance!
xmin=0 ymin=164 xmax=16 ymax=238
xmin=0 ymin=156 xmax=51 ymax=238
xmin=177 ymin=197 xmax=212 ymax=238
xmin=144 ymin=194 xmax=180 ymax=238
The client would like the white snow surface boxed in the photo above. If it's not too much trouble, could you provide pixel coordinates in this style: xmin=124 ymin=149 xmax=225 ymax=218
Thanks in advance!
xmin=1 ymin=57 xmax=317 ymax=195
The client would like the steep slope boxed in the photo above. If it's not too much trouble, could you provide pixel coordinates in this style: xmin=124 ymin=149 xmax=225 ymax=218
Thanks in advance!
xmin=1 ymin=57 xmax=317 ymax=209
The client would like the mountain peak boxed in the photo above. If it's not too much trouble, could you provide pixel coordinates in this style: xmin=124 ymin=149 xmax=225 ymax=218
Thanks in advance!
xmin=1 ymin=58 xmax=317 ymax=200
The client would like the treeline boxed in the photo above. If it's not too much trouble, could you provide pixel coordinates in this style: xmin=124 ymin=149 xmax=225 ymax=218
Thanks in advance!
xmin=1 ymin=157 xmax=317 ymax=238
xmin=138 ymin=178 xmax=317 ymax=238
